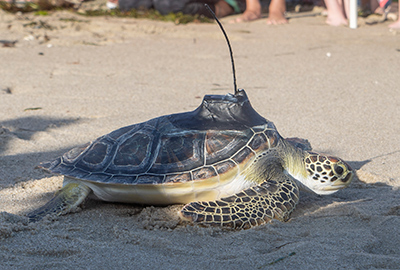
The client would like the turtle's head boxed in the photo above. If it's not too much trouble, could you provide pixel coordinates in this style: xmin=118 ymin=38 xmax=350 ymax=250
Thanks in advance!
xmin=300 ymin=152 xmax=354 ymax=195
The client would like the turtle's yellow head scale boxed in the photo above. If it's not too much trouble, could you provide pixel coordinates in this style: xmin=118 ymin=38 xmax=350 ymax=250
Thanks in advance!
xmin=300 ymin=152 xmax=354 ymax=195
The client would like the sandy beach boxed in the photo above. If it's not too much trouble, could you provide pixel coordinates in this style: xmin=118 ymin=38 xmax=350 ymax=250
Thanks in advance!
xmin=1 ymin=6 xmax=400 ymax=269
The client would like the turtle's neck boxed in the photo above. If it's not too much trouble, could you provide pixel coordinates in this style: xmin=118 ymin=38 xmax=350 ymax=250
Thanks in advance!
xmin=279 ymin=140 xmax=308 ymax=182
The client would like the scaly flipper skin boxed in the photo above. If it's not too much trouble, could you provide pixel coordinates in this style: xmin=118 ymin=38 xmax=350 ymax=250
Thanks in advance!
xmin=27 ymin=183 xmax=91 ymax=222
xmin=180 ymin=174 xmax=299 ymax=229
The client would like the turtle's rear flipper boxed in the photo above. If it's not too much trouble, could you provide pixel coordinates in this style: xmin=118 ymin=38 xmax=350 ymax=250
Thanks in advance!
xmin=180 ymin=175 xmax=299 ymax=229
xmin=27 ymin=183 xmax=91 ymax=222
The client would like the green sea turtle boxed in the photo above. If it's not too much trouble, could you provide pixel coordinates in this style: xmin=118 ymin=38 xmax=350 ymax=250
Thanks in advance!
xmin=27 ymin=89 xmax=353 ymax=229
xmin=26 ymin=8 xmax=353 ymax=228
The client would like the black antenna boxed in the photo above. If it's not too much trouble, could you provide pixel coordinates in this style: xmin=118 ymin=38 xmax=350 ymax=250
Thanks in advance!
xmin=205 ymin=4 xmax=238 ymax=95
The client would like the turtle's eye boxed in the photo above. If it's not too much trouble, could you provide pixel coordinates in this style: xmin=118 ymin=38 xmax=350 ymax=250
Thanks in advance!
xmin=334 ymin=165 xmax=344 ymax=175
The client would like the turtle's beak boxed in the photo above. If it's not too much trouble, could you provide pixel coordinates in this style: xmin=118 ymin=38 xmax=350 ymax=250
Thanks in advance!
xmin=332 ymin=171 xmax=354 ymax=188
xmin=318 ymin=171 xmax=354 ymax=194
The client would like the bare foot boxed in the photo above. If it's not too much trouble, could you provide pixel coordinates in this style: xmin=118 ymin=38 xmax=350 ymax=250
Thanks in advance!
xmin=326 ymin=15 xmax=347 ymax=26
xmin=266 ymin=0 xmax=288 ymax=25
xmin=389 ymin=20 xmax=400 ymax=28
xmin=323 ymin=0 xmax=348 ymax=26
xmin=266 ymin=11 xmax=288 ymax=24
xmin=230 ymin=0 xmax=261 ymax=23
xmin=231 ymin=9 xmax=261 ymax=23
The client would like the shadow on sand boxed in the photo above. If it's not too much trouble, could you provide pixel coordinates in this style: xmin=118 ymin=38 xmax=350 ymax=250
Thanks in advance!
xmin=0 ymin=116 xmax=82 ymax=185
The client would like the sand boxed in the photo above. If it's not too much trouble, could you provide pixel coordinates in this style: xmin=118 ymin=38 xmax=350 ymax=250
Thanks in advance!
xmin=1 ymin=7 xmax=400 ymax=269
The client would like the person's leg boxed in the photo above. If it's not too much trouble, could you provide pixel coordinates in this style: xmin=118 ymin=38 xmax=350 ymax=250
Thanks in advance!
xmin=324 ymin=0 xmax=348 ymax=25
xmin=267 ymin=0 xmax=288 ymax=24
xmin=370 ymin=0 xmax=380 ymax=13
xmin=231 ymin=0 xmax=261 ymax=22
xmin=342 ymin=0 xmax=350 ymax=18
xmin=215 ymin=0 xmax=235 ymax=17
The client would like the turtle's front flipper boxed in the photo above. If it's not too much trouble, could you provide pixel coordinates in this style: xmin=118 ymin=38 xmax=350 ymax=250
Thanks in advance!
xmin=180 ymin=175 xmax=299 ymax=229
xmin=27 ymin=183 xmax=91 ymax=222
